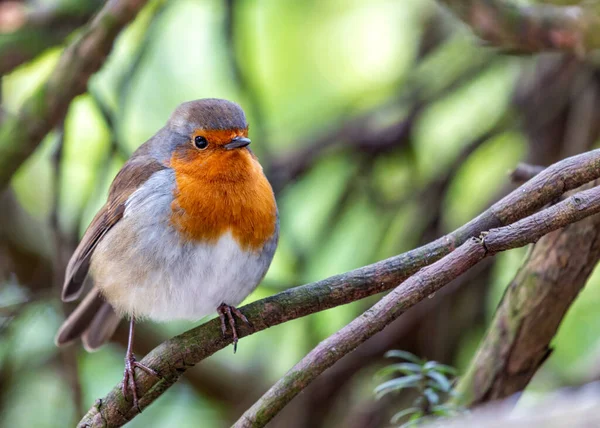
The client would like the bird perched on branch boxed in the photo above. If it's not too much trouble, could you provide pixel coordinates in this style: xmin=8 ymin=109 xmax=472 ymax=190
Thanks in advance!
xmin=55 ymin=98 xmax=279 ymax=408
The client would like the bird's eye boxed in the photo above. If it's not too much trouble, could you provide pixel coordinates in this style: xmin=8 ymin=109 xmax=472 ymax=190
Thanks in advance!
xmin=194 ymin=135 xmax=208 ymax=150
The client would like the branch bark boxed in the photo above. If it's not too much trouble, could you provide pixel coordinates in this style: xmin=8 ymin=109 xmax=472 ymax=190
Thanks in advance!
xmin=234 ymin=184 xmax=600 ymax=428
xmin=454 ymin=187 xmax=600 ymax=406
xmin=438 ymin=0 xmax=600 ymax=54
xmin=77 ymin=149 xmax=600 ymax=427
xmin=0 ymin=0 xmax=149 ymax=191
xmin=510 ymin=163 xmax=546 ymax=183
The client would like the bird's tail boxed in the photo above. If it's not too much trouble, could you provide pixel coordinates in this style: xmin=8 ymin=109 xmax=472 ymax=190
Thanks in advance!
xmin=55 ymin=288 xmax=121 ymax=351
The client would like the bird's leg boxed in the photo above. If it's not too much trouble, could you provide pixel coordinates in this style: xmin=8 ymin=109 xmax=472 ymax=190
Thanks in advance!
xmin=217 ymin=303 xmax=253 ymax=353
xmin=122 ymin=316 xmax=158 ymax=410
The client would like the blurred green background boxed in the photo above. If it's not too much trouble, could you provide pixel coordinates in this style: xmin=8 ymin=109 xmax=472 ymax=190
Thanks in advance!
xmin=2 ymin=0 xmax=600 ymax=426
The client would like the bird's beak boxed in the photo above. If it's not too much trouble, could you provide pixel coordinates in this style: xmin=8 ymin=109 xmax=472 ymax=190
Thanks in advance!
xmin=224 ymin=136 xmax=251 ymax=150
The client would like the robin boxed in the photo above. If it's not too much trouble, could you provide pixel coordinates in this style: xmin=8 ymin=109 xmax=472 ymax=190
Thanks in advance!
xmin=55 ymin=98 xmax=279 ymax=407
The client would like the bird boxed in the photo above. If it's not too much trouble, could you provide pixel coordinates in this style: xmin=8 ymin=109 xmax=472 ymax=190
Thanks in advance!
xmin=54 ymin=98 xmax=279 ymax=408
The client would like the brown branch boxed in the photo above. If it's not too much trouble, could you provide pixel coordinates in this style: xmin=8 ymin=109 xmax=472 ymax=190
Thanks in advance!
xmin=296 ymin=131 xmax=501 ymax=426
xmin=110 ymin=323 xmax=263 ymax=410
xmin=0 ymin=0 xmax=150 ymax=192
xmin=0 ymin=1 xmax=103 ymax=75
xmin=438 ymin=0 xmax=600 ymax=54
xmin=510 ymin=162 xmax=546 ymax=183
xmin=455 ymin=190 xmax=600 ymax=406
xmin=234 ymin=184 xmax=600 ymax=428
xmin=302 ymin=260 xmax=494 ymax=427
xmin=76 ymin=149 xmax=600 ymax=427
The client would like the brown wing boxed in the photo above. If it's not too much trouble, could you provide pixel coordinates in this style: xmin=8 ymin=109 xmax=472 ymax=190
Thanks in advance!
xmin=61 ymin=156 xmax=166 ymax=301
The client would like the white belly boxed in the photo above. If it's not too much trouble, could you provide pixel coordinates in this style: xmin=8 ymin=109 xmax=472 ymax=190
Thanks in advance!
xmin=92 ymin=229 xmax=267 ymax=321
xmin=89 ymin=170 xmax=276 ymax=321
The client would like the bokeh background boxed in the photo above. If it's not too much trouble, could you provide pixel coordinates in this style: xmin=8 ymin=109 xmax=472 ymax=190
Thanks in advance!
xmin=2 ymin=0 xmax=600 ymax=426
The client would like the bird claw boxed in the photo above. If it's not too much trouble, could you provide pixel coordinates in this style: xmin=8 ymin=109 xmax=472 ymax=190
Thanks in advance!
xmin=217 ymin=303 xmax=253 ymax=353
xmin=122 ymin=353 xmax=158 ymax=411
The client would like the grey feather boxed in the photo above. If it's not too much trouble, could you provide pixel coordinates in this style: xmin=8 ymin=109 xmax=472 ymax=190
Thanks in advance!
xmin=82 ymin=303 xmax=121 ymax=352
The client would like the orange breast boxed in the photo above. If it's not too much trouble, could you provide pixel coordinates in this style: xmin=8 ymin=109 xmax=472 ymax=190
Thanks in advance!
xmin=169 ymin=150 xmax=277 ymax=251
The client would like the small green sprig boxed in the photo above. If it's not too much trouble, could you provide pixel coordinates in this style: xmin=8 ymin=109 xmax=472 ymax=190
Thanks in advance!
xmin=374 ymin=350 xmax=466 ymax=427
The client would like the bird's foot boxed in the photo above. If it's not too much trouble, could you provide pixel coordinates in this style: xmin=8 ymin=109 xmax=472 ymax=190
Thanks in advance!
xmin=217 ymin=303 xmax=253 ymax=353
xmin=122 ymin=352 xmax=158 ymax=411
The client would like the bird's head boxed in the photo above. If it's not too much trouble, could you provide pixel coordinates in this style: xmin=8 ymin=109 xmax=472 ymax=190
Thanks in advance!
xmin=166 ymin=99 xmax=255 ymax=180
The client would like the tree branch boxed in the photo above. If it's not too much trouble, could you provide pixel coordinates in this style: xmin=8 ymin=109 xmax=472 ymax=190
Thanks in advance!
xmin=438 ymin=0 xmax=600 ymax=54
xmin=455 ymin=186 xmax=600 ymax=406
xmin=77 ymin=149 xmax=600 ymax=427
xmin=0 ymin=0 xmax=149 ymax=192
xmin=0 ymin=0 xmax=103 ymax=75
xmin=510 ymin=163 xmax=546 ymax=183
xmin=234 ymin=184 xmax=600 ymax=427
xmin=111 ymin=323 xmax=264 ymax=411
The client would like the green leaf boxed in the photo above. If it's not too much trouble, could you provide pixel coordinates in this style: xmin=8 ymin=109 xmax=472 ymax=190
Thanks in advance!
xmin=426 ymin=371 xmax=452 ymax=392
xmin=423 ymin=388 xmax=439 ymax=405
xmin=384 ymin=350 xmax=424 ymax=364
xmin=422 ymin=361 xmax=457 ymax=375
xmin=390 ymin=407 xmax=421 ymax=424
xmin=432 ymin=407 xmax=451 ymax=417
xmin=432 ymin=404 xmax=462 ymax=417
xmin=410 ymin=412 xmax=424 ymax=421
xmin=376 ymin=362 xmax=423 ymax=379
xmin=399 ymin=411 xmax=424 ymax=428
xmin=374 ymin=374 xmax=422 ymax=398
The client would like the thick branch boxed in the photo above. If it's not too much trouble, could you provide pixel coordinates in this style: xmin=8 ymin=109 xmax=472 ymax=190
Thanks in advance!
xmin=438 ymin=0 xmax=600 ymax=54
xmin=0 ymin=0 xmax=149 ymax=191
xmin=111 ymin=323 xmax=263 ymax=409
xmin=234 ymin=185 xmax=600 ymax=427
xmin=455 ymin=194 xmax=600 ymax=405
xmin=76 ymin=149 xmax=600 ymax=427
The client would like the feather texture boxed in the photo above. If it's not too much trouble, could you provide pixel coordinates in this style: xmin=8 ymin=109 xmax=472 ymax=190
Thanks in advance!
xmin=61 ymin=157 xmax=166 ymax=301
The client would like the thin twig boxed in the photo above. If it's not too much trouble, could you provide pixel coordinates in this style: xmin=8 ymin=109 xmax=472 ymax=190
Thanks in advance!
xmin=510 ymin=163 xmax=545 ymax=183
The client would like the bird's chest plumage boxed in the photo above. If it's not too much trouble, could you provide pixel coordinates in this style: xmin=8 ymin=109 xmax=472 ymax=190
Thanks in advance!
xmin=169 ymin=149 xmax=278 ymax=251
xmin=90 ymin=168 xmax=278 ymax=321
